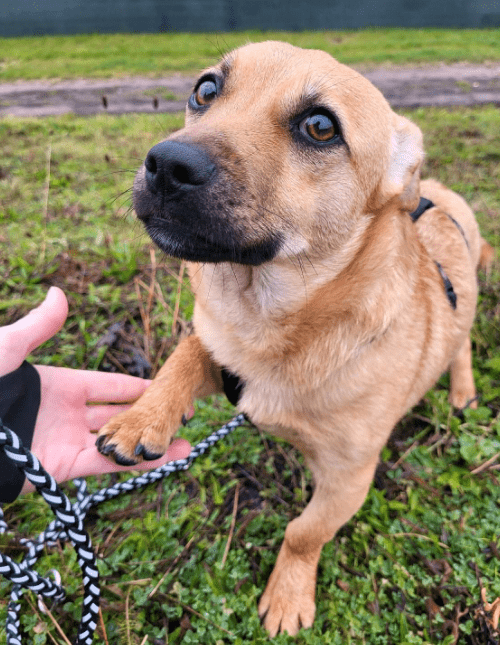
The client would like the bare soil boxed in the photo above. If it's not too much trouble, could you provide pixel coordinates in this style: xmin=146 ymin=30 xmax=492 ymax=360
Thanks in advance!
xmin=1 ymin=63 xmax=500 ymax=117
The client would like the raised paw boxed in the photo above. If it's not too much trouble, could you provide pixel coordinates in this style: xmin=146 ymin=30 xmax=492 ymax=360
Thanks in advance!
xmin=96 ymin=407 xmax=175 ymax=466
xmin=258 ymin=547 xmax=317 ymax=637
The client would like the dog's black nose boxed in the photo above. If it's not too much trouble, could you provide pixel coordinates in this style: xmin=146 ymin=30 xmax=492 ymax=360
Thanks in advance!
xmin=144 ymin=141 xmax=215 ymax=196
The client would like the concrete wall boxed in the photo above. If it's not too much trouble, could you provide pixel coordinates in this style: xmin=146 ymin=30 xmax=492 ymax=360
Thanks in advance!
xmin=1 ymin=0 xmax=499 ymax=38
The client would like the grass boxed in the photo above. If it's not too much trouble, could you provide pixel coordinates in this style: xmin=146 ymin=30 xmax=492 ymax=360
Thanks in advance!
xmin=0 ymin=28 xmax=499 ymax=81
xmin=0 ymin=105 xmax=499 ymax=644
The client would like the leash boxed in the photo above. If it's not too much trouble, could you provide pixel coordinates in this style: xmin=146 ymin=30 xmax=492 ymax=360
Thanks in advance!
xmin=0 ymin=413 xmax=247 ymax=645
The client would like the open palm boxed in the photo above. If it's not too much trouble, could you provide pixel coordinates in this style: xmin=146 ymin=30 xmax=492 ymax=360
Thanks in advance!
xmin=0 ymin=287 xmax=190 ymax=495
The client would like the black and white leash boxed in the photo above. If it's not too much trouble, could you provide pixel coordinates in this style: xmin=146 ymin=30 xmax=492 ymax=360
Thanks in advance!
xmin=0 ymin=413 xmax=247 ymax=645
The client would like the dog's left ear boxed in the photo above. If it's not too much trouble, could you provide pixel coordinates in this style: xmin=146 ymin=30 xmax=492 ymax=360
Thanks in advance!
xmin=376 ymin=114 xmax=424 ymax=212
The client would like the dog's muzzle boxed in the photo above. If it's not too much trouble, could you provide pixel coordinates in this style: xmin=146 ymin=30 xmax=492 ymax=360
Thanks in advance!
xmin=133 ymin=139 xmax=282 ymax=265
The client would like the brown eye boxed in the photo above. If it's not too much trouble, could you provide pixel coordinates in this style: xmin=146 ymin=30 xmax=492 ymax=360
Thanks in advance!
xmin=192 ymin=79 xmax=218 ymax=107
xmin=300 ymin=111 xmax=338 ymax=142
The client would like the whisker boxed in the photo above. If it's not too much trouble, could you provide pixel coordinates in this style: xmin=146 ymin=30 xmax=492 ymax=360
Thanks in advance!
xmin=294 ymin=254 xmax=308 ymax=304
xmin=229 ymin=264 xmax=241 ymax=289
xmin=188 ymin=262 xmax=205 ymax=282
xmin=109 ymin=186 xmax=133 ymax=208
xmin=205 ymin=258 xmax=217 ymax=306
xmin=100 ymin=169 xmax=137 ymax=177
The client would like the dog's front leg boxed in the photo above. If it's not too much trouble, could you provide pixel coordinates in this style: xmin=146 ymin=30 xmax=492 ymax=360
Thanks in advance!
xmin=258 ymin=451 xmax=379 ymax=637
xmin=96 ymin=335 xmax=221 ymax=465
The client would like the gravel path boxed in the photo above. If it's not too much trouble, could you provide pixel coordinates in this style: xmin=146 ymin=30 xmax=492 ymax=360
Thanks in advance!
xmin=1 ymin=63 xmax=500 ymax=117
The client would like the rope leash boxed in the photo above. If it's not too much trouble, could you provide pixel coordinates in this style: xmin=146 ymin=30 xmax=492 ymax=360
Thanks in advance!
xmin=0 ymin=414 xmax=247 ymax=645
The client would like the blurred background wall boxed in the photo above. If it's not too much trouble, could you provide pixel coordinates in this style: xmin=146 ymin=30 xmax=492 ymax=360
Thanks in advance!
xmin=1 ymin=0 xmax=499 ymax=38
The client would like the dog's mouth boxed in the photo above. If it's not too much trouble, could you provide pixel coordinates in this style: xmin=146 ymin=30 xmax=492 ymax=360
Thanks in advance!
xmin=144 ymin=217 xmax=282 ymax=265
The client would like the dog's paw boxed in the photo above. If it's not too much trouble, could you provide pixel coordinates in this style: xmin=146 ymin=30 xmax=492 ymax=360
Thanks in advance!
xmin=95 ymin=408 xmax=175 ymax=466
xmin=449 ymin=389 xmax=478 ymax=410
xmin=258 ymin=552 xmax=316 ymax=637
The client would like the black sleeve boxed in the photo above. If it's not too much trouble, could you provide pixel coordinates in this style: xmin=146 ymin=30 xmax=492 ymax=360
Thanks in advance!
xmin=0 ymin=361 xmax=41 ymax=503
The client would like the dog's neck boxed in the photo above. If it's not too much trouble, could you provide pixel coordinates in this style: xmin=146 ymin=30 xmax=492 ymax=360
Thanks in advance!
xmin=190 ymin=207 xmax=418 ymax=322
xmin=189 ymin=205 xmax=422 ymax=381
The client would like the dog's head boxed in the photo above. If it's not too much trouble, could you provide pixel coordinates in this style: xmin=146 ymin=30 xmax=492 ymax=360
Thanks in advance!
xmin=133 ymin=41 xmax=423 ymax=264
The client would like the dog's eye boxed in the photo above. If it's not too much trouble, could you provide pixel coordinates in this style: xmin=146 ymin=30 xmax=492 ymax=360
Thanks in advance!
xmin=300 ymin=111 xmax=339 ymax=143
xmin=191 ymin=78 xmax=218 ymax=108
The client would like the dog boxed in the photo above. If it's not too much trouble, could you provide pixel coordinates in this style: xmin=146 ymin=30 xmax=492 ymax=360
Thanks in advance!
xmin=96 ymin=41 xmax=493 ymax=636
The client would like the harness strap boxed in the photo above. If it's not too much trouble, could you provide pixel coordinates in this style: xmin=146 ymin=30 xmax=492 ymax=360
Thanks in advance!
xmin=409 ymin=197 xmax=459 ymax=310
xmin=409 ymin=197 xmax=435 ymax=223
xmin=435 ymin=261 xmax=458 ymax=310
xmin=446 ymin=213 xmax=469 ymax=249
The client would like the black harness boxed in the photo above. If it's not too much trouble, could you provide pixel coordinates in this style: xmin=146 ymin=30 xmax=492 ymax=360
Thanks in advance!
xmin=221 ymin=368 xmax=245 ymax=407
xmin=409 ymin=196 xmax=435 ymax=223
xmin=221 ymin=197 xmax=462 ymax=407
xmin=409 ymin=196 xmax=462 ymax=311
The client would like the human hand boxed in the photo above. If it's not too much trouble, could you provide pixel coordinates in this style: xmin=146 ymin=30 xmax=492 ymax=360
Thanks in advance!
xmin=0 ymin=287 xmax=191 ymax=493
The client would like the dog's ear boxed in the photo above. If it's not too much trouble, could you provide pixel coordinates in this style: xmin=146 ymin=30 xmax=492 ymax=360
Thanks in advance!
xmin=376 ymin=114 xmax=424 ymax=212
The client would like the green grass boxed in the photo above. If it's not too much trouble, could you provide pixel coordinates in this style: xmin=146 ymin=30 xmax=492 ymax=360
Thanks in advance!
xmin=0 ymin=28 xmax=499 ymax=81
xmin=0 ymin=106 xmax=499 ymax=644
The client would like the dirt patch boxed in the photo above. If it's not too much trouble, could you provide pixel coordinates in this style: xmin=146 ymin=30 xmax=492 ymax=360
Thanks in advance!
xmin=1 ymin=63 xmax=500 ymax=117
xmin=0 ymin=75 xmax=192 ymax=117
xmin=365 ymin=62 xmax=500 ymax=108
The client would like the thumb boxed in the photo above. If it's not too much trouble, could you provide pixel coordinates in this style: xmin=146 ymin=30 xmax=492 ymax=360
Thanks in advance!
xmin=0 ymin=287 xmax=68 ymax=376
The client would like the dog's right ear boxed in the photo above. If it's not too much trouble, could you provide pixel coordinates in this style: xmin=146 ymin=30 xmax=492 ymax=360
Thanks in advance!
xmin=375 ymin=114 xmax=424 ymax=213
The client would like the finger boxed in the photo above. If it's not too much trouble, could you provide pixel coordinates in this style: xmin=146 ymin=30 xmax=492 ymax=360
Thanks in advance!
xmin=85 ymin=404 xmax=133 ymax=431
xmin=82 ymin=371 xmax=151 ymax=403
xmin=74 ymin=438 xmax=192 ymax=479
xmin=0 ymin=287 xmax=68 ymax=376
xmin=36 ymin=365 xmax=151 ymax=404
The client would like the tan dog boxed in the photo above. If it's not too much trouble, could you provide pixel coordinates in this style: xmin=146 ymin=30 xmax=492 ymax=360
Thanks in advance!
xmin=96 ymin=42 xmax=493 ymax=636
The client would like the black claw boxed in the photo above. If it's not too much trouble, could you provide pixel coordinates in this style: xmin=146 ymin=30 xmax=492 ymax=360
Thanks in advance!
xmin=113 ymin=453 xmax=139 ymax=467
xmin=96 ymin=438 xmax=116 ymax=456
xmin=141 ymin=446 xmax=164 ymax=461
xmin=134 ymin=443 xmax=163 ymax=461
xmin=96 ymin=436 xmax=139 ymax=465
